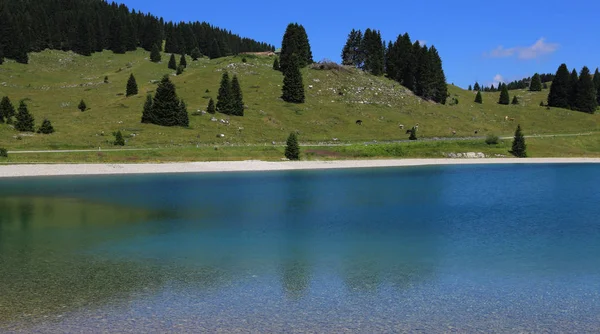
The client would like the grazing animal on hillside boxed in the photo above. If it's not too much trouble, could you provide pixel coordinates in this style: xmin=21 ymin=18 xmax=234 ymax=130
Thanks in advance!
xmin=452 ymin=130 xmax=456 ymax=135
xmin=399 ymin=124 xmax=404 ymax=129
xmin=474 ymin=130 xmax=479 ymax=135
xmin=356 ymin=120 xmax=363 ymax=125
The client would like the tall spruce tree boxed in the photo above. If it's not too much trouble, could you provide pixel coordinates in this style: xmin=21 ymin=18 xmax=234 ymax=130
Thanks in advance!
xmin=141 ymin=94 xmax=153 ymax=123
xmin=279 ymin=23 xmax=313 ymax=73
xmin=216 ymin=72 xmax=232 ymax=114
xmin=168 ymin=53 xmax=177 ymax=70
xmin=474 ymin=91 xmax=483 ymax=104
xmin=341 ymin=29 xmax=360 ymax=66
xmin=474 ymin=82 xmax=481 ymax=91
xmin=14 ymin=100 xmax=35 ymax=132
xmin=574 ymin=66 xmax=598 ymax=113
xmin=529 ymin=73 xmax=542 ymax=91
xmin=281 ymin=55 xmax=305 ymax=103
xmin=593 ymin=68 xmax=600 ymax=106
xmin=126 ymin=73 xmax=138 ymax=97
xmin=143 ymin=75 xmax=188 ymax=126
xmin=285 ymin=132 xmax=300 ymax=160
xmin=499 ymin=84 xmax=510 ymax=105
xmin=206 ymin=98 xmax=216 ymax=114
xmin=179 ymin=53 xmax=187 ymax=68
xmin=362 ymin=29 xmax=384 ymax=76
xmin=511 ymin=124 xmax=527 ymax=158
xmin=548 ymin=63 xmax=570 ymax=108
xmin=150 ymin=43 xmax=161 ymax=62
xmin=0 ymin=96 xmax=16 ymax=123
xmin=230 ymin=75 xmax=244 ymax=116
xmin=568 ymin=69 xmax=579 ymax=108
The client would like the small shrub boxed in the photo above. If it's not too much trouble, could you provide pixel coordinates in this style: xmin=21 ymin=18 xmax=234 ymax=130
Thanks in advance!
xmin=104 ymin=76 xmax=109 ymax=83
xmin=78 ymin=99 xmax=87 ymax=112
xmin=540 ymin=101 xmax=545 ymax=107
xmin=0 ymin=148 xmax=7 ymax=157
xmin=176 ymin=65 xmax=184 ymax=75
xmin=37 ymin=119 xmax=55 ymax=134
xmin=114 ymin=131 xmax=125 ymax=146
xmin=309 ymin=59 xmax=348 ymax=72
xmin=242 ymin=57 xmax=247 ymax=63
xmin=485 ymin=134 xmax=499 ymax=145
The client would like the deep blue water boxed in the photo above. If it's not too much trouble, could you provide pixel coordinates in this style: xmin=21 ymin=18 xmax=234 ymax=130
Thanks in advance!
xmin=1 ymin=164 xmax=599 ymax=332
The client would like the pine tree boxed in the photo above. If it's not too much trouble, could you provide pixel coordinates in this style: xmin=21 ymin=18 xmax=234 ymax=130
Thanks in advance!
xmin=168 ymin=53 xmax=177 ymax=70
xmin=126 ymin=73 xmax=138 ymax=97
xmin=37 ymin=118 xmax=54 ymax=134
xmin=216 ymin=72 xmax=232 ymax=114
xmin=176 ymin=64 xmax=184 ymax=75
xmin=474 ymin=82 xmax=481 ymax=91
xmin=230 ymin=75 xmax=244 ymax=116
xmin=141 ymin=94 xmax=153 ymax=123
xmin=150 ymin=43 xmax=161 ymax=62
xmin=206 ymin=98 xmax=216 ymax=114
xmin=273 ymin=57 xmax=280 ymax=71
xmin=78 ymin=100 xmax=87 ymax=112
xmin=468 ymin=85 xmax=472 ymax=91
xmin=511 ymin=124 xmax=527 ymax=158
xmin=279 ymin=23 xmax=313 ymax=73
xmin=179 ymin=53 xmax=187 ymax=68
xmin=190 ymin=47 xmax=201 ymax=61
xmin=409 ymin=127 xmax=417 ymax=140
xmin=208 ymin=39 xmax=221 ymax=59
xmin=529 ymin=73 xmax=542 ymax=91
xmin=593 ymin=68 xmax=600 ymax=106
xmin=14 ymin=100 xmax=35 ymax=132
xmin=0 ymin=96 xmax=16 ymax=123
xmin=498 ymin=85 xmax=510 ymax=105
xmin=474 ymin=91 xmax=483 ymax=104
xmin=143 ymin=75 xmax=188 ymax=126
xmin=284 ymin=132 xmax=300 ymax=160
xmin=114 ymin=130 xmax=125 ymax=146
xmin=341 ymin=29 xmax=359 ymax=65
xmin=512 ymin=95 xmax=519 ymax=105
xmin=281 ymin=55 xmax=305 ymax=103
xmin=548 ymin=64 xmax=570 ymax=108
xmin=574 ymin=66 xmax=598 ymax=113
xmin=568 ymin=69 xmax=579 ymax=108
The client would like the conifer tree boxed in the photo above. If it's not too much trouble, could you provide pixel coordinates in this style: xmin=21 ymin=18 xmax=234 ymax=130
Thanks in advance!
xmin=15 ymin=101 xmax=35 ymax=132
xmin=141 ymin=94 xmax=153 ymax=123
xmin=208 ymin=39 xmax=222 ymax=59
xmin=273 ymin=57 xmax=280 ymax=71
xmin=474 ymin=91 xmax=483 ymax=104
xmin=574 ymin=66 xmax=598 ymax=113
xmin=511 ymin=124 xmax=527 ymax=158
xmin=114 ymin=130 xmax=125 ymax=146
xmin=468 ymin=85 xmax=472 ymax=91
xmin=281 ymin=55 xmax=305 ymax=103
xmin=176 ymin=65 xmax=184 ymax=75
xmin=168 ymin=54 xmax=177 ymax=70
xmin=529 ymin=73 xmax=542 ymax=91
xmin=512 ymin=95 xmax=519 ymax=105
xmin=285 ymin=132 xmax=300 ymax=160
xmin=126 ymin=73 xmax=138 ymax=97
xmin=190 ymin=47 xmax=201 ymax=61
xmin=216 ymin=72 xmax=232 ymax=114
xmin=143 ymin=75 xmax=188 ymax=126
xmin=0 ymin=96 xmax=16 ymax=123
xmin=280 ymin=23 xmax=313 ymax=73
xmin=593 ymin=68 xmax=600 ymax=105
xmin=78 ymin=100 xmax=87 ymax=112
xmin=341 ymin=29 xmax=359 ymax=66
xmin=37 ymin=119 xmax=54 ymax=134
xmin=568 ymin=69 xmax=579 ymax=108
xmin=150 ymin=43 xmax=161 ymax=62
xmin=498 ymin=85 xmax=510 ymax=105
xmin=409 ymin=127 xmax=417 ymax=140
xmin=179 ymin=53 xmax=187 ymax=68
xmin=474 ymin=82 xmax=481 ymax=91
xmin=230 ymin=75 xmax=244 ymax=116
xmin=206 ymin=98 xmax=216 ymax=114
xmin=548 ymin=63 xmax=570 ymax=108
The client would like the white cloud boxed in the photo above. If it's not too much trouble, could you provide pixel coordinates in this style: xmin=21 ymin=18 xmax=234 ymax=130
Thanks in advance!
xmin=486 ymin=38 xmax=559 ymax=59
xmin=493 ymin=74 xmax=504 ymax=85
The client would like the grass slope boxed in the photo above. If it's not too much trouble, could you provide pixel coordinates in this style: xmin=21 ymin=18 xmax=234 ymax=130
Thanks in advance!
xmin=0 ymin=49 xmax=599 ymax=161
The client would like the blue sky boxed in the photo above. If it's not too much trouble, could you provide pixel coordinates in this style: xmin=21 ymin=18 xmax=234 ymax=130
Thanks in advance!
xmin=118 ymin=0 xmax=600 ymax=89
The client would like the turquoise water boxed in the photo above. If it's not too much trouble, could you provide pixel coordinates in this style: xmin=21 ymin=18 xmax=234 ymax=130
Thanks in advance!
xmin=1 ymin=164 xmax=600 ymax=332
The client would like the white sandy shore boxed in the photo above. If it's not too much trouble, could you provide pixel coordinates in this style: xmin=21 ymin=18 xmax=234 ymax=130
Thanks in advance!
xmin=1 ymin=158 xmax=600 ymax=178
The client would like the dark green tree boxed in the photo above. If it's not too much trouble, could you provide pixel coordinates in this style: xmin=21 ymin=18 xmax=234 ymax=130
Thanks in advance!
xmin=14 ymin=100 xmax=35 ymax=132
xmin=474 ymin=91 xmax=483 ymax=104
xmin=409 ymin=127 xmax=417 ymax=140
xmin=168 ymin=53 xmax=177 ymax=70
xmin=78 ymin=100 xmax=87 ymax=111
xmin=498 ymin=85 xmax=510 ymax=105
xmin=474 ymin=82 xmax=481 ymax=91
xmin=468 ymin=85 xmax=472 ymax=91
xmin=510 ymin=124 xmax=527 ymax=158
xmin=593 ymin=68 xmax=600 ymax=105
xmin=216 ymin=72 xmax=232 ymax=113
xmin=0 ymin=148 xmax=7 ymax=158
xmin=281 ymin=55 xmax=305 ymax=103
xmin=114 ymin=130 xmax=125 ymax=146
xmin=512 ymin=95 xmax=519 ymax=105
xmin=141 ymin=94 xmax=153 ymax=123
xmin=341 ymin=29 xmax=360 ymax=66
xmin=126 ymin=73 xmax=138 ymax=97
xmin=529 ymin=73 xmax=542 ymax=91
xmin=37 ymin=118 xmax=54 ymax=134
xmin=179 ymin=53 xmax=187 ymax=68
xmin=0 ymin=96 xmax=16 ymax=123
xmin=548 ymin=63 xmax=570 ymax=108
xmin=230 ymin=75 xmax=244 ymax=116
xmin=362 ymin=29 xmax=384 ymax=76
xmin=206 ymin=97 xmax=216 ymax=114
xmin=190 ymin=47 xmax=201 ymax=61
xmin=273 ymin=57 xmax=280 ymax=71
xmin=142 ymin=75 xmax=188 ymax=126
xmin=73 ymin=15 xmax=92 ymax=56
xmin=150 ymin=43 xmax=161 ymax=62
xmin=568 ymin=68 xmax=579 ymax=108
xmin=574 ymin=66 xmax=598 ymax=113
xmin=176 ymin=64 xmax=184 ymax=75
xmin=284 ymin=132 xmax=300 ymax=160
xmin=279 ymin=23 xmax=313 ymax=73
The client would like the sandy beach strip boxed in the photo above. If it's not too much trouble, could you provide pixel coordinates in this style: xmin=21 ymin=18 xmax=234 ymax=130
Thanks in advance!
xmin=1 ymin=158 xmax=600 ymax=178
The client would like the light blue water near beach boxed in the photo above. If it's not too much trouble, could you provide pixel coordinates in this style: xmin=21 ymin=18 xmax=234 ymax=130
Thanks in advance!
xmin=1 ymin=164 xmax=600 ymax=332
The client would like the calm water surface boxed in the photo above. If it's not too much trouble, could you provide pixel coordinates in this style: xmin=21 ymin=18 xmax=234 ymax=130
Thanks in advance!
xmin=1 ymin=164 xmax=599 ymax=333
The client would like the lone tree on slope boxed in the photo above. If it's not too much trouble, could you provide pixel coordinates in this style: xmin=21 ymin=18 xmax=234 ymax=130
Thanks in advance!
xmin=498 ymin=85 xmax=510 ymax=105
xmin=15 ymin=100 xmax=35 ymax=132
xmin=142 ymin=75 xmax=188 ymax=127
xmin=216 ymin=72 xmax=232 ymax=113
xmin=168 ymin=53 xmax=177 ymax=70
xmin=0 ymin=96 xmax=16 ymax=123
xmin=114 ymin=130 xmax=125 ymax=146
xmin=474 ymin=91 xmax=483 ymax=104
xmin=126 ymin=73 xmax=138 ymax=97
xmin=78 ymin=99 xmax=87 ymax=111
xmin=285 ymin=132 xmax=300 ymax=160
xmin=150 ymin=44 xmax=162 ymax=62
xmin=37 ymin=119 xmax=55 ymax=134
xmin=230 ymin=75 xmax=244 ymax=116
xmin=511 ymin=95 xmax=519 ymax=105
xmin=529 ymin=73 xmax=542 ymax=91
xmin=206 ymin=98 xmax=216 ymax=114
xmin=510 ymin=124 xmax=527 ymax=158
xmin=281 ymin=55 xmax=305 ymax=103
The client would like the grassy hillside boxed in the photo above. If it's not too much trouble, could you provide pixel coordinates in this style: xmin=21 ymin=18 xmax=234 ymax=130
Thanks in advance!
xmin=0 ymin=49 xmax=599 ymax=161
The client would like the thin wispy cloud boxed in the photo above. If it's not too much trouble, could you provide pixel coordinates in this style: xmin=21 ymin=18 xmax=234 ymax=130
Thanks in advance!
xmin=486 ymin=38 xmax=559 ymax=60
xmin=493 ymin=74 xmax=504 ymax=85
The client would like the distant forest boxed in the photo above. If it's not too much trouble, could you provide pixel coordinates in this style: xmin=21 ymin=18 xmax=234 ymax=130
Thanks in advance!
xmin=0 ymin=0 xmax=274 ymax=64
xmin=470 ymin=73 xmax=555 ymax=92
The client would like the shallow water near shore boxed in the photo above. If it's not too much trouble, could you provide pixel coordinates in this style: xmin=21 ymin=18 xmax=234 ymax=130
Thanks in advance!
xmin=1 ymin=164 xmax=599 ymax=332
